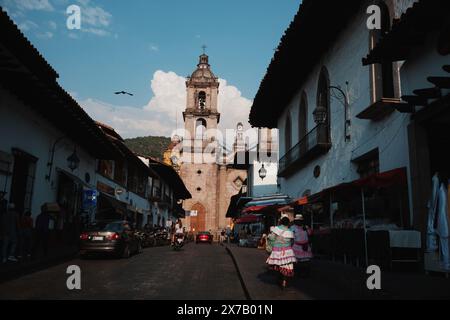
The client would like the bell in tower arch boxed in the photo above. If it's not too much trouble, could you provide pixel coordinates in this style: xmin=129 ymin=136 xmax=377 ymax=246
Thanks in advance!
xmin=198 ymin=91 xmax=206 ymax=110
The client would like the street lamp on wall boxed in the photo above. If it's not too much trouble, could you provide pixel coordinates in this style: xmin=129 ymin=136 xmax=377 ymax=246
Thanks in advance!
xmin=329 ymin=82 xmax=351 ymax=141
xmin=46 ymin=137 xmax=80 ymax=180
xmin=258 ymin=163 xmax=267 ymax=180
xmin=67 ymin=148 xmax=80 ymax=171
xmin=313 ymin=105 xmax=328 ymax=125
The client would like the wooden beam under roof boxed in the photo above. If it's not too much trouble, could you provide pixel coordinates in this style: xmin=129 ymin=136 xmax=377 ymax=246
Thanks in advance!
xmin=413 ymin=87 xmax=441 ymax=99
xmin=428 ymin=76 xmax=450 ymax=89
xmin=402 ymin=95 xmax=429 ymax=107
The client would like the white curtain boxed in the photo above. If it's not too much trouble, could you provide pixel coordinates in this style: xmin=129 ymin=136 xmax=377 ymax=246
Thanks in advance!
xmin=426 ymin=173 xmax=439 ymax=252
xmin=437 ymin=182 xmax=450 ymax=269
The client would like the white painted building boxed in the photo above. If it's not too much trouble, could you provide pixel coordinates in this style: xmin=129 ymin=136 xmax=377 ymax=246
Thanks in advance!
xmin=249 ymin=0 xmax=419 ymax=226
xmin=363 ymin=0 xmax=450 ymax=271
xmin=0 ymin=86 xmax=103 ymax=223
xmin=0 ymin=10 xmax=172 ymax=235
xmin=246 ymin=128 xmax=279 ymax=198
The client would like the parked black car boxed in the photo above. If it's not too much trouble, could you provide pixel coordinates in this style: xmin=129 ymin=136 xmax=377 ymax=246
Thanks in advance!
xmin=79 ymin=220 xmax=142 ymax=258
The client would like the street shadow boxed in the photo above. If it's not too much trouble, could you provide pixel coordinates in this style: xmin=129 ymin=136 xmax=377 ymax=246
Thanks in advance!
xmin=256 ymin=264 xmax=354 ymax=299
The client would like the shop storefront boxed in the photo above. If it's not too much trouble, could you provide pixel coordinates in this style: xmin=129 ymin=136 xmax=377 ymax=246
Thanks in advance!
xmin=301 ymin=168 xmax=421 ymax=270
xmin=408 ymin=94 xmax=450 ymax=273
xmin=96 ymin=192 xmax=127 ymax=221
xmin=56 ymin=169 xmax=94 ymax=243
xmin=234 ymin=214 xmax=264 ymax=247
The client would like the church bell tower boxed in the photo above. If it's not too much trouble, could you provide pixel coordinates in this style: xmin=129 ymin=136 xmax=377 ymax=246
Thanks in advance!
xmin=183 ymin=53 xmax=220 ymax=148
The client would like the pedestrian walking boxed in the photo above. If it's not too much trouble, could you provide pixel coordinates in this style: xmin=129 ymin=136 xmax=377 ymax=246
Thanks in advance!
xmin=2 ymin=203 xmax=19 ymax=263
xmin=33 ymin=205 xmax=52 ymax=258
xmin=19 ymin=211 xmax=33 ymax=259
xmin=290 ymin=214 xmax=313 ymax=276
xmin=266 ymin=214 xmax=296 ymax=288
xmin=238 ymin=226 xmax=247 ymax=247
xmin=219 ymin=229 xmax=226 ymax=245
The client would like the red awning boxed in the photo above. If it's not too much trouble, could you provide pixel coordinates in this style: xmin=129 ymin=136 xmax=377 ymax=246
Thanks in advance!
xmin=242 ymin=205 xmax=267 ymax=214
xmin=353 ymin=167 xmax=407 ymax=188
xmin=321 ymin=167 xmax=407 ymax=195
xmin=235 ymin=214 xmax=262 ymax=224
xmin=291 ymin=196 xmax=308 ymax=206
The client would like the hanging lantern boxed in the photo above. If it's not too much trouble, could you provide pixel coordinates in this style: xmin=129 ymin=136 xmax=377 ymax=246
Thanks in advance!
xmin=67 ymin=148 xmax=80 ymax=171
xmin=259 ymin=163 xmax=267 ymax=180
xmin=313 ymin=105 xmax=327 ymax=124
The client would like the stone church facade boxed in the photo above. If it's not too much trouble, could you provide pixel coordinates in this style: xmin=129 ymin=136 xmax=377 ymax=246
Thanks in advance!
xmin=167 ymin=53 xmax=247 ymax=238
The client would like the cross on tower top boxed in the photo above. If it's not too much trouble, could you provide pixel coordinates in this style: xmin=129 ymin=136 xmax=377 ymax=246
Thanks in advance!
xmin=202 ymin=45 xmax=207 ymax=54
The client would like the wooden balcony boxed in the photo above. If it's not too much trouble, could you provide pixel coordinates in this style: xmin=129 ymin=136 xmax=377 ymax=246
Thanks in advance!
xmin=278 ymin=124 xmax=331 ymax=177
xmin=356 ymin=98 xmax=405 ymax=121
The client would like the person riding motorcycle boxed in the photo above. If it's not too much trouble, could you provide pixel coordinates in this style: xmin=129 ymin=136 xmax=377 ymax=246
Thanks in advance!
xmin=172 ymin=219 xmax=184 ymax=246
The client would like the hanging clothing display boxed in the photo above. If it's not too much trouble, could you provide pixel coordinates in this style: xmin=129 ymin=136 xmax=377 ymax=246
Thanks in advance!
xmin=426 ymin=173 xmax=439 ymax=252
xmin=436 ymin=182 xmax=450 ymax=270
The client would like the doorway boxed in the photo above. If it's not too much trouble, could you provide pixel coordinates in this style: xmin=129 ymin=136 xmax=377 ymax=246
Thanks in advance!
xmin=190 ymin=202 xmax=206 ymax=232
xmin=9 ymin=149 xmax=37 ymax=214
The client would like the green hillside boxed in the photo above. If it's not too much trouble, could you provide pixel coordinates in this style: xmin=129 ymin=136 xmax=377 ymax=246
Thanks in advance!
xmin=124 ymin=136 xmax=171 ymax=160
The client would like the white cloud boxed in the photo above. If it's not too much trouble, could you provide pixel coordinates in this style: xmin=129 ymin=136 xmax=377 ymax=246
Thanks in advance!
xmin=36 ymin=31 xmax=53 ymax=39
xmin=18 ymin=20 xmax=39 ymax=31
xmin=78 ymin=1 xmax=112 ymax=27
xmin=80 ymin=98 xmax=171 ymax=138
xmin=15 ymin=0 xmax=54 ymax=11
xmin=68 ymin=32 xmax=80 ymax=39
xmin=66 ymin=0 xmax=112 ymax=37
xmin=82 ymin=27 xmax=109 ymax=37
xmin=148 ymin=44 xmax=159 ymax=52
xmin=48 ymin=20 xmax=57 ymax=30
xmin=217 ymin=78 xmax=252 ymax=131
xmin=78 ymin=70 xmax=252 ymax=140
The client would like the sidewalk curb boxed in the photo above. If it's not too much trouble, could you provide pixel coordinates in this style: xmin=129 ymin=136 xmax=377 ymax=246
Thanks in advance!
xmin=0 ymin=251 xmax=78 ymax=284
xmin=225 ymin=245 xmax=252 ymax=300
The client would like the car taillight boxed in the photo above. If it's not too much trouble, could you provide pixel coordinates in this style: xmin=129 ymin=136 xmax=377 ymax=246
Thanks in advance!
xmin=107 ymin=233 xmax=120 ymax=240
xmin=80 ymin=233 xmax=89 ymax=240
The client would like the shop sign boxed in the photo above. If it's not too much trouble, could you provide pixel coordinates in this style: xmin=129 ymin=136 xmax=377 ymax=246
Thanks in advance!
xmin=83 ymin=189 xmax=97 ymax=209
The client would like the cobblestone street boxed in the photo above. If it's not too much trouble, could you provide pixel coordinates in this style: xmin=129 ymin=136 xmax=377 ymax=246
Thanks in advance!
xmin=0 ymin=243 xmax=245 ymax=300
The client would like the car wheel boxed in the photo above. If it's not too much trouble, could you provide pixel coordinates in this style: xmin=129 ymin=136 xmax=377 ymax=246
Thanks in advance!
xmin=122 ymin=244 xmax=131 ymax=259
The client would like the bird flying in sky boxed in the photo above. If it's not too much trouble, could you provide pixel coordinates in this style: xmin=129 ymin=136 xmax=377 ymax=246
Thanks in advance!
xmin=114 ymin=91 xmax=133 ymax=96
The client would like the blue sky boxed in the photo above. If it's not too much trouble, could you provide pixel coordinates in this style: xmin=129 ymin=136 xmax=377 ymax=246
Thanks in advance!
xmin=1 ymin=0 xmax=300 ymax=137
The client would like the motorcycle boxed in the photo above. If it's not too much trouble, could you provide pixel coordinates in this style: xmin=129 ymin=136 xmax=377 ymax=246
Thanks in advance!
xmin=153 ymin=228 xmax=170 ymax=246
xmin=172 ymin=233 xmax=184 ymax=251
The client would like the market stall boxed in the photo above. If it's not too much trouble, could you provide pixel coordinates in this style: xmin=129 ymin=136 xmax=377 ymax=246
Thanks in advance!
xmin=303 ymin=168 xmax=421 ymax=269
xmin=234 ymin=213 xmax=264 ymax=247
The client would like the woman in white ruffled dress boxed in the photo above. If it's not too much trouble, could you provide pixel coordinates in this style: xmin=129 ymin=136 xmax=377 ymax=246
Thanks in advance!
xmin=266 ymin=216 xmax=296 ymax=288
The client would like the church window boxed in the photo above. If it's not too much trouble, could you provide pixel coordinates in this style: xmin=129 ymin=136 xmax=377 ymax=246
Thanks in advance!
xmin=196 ymin=118 xmax=207 ymax=140
xmin=233 ymin=177 xmax=243 ymax=189
xmin=197 ymin=170 xmax=202 ymax=175
xmin=198 ymin=91 xmax=206 ymax=109
xmin=196 ymin=187 xmax=202 ymax=192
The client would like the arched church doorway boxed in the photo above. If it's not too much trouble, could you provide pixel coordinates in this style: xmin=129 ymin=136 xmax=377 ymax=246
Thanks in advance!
xmin=190 ymin=202 xmax=206 ymax=232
